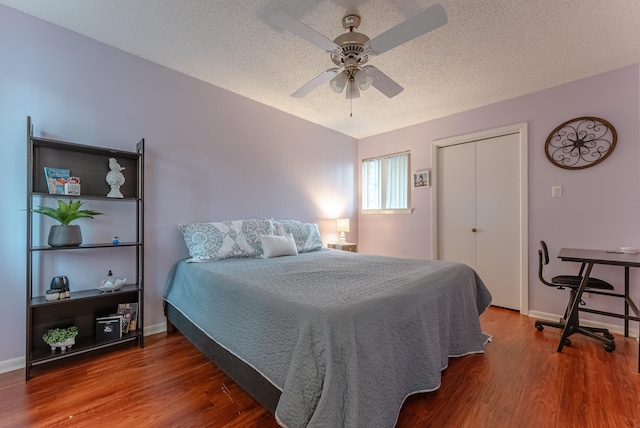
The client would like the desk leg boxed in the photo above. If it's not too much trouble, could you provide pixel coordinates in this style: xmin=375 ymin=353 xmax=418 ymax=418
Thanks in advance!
xmin=557 ymin=262 xmax=593 ymax=352
xmin=625 ymin=266 xmax=629 ymax=337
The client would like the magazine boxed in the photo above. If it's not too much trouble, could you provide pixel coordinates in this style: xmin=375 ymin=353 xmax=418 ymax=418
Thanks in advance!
xmin=117 ymin=303 xmax=139 ymax=333
xmin=43 ymin=167 xmax=70 ymax=194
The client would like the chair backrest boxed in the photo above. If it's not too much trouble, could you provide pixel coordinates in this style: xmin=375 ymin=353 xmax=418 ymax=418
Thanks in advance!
xmin=538 ymin=240 xmax=556 ymax=288
xmin=540 ymin=240 xmax=550 ymax=265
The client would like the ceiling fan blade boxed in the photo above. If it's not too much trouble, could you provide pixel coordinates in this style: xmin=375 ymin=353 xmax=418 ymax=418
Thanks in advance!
xmin=291 ymin=68 xmax=342 ymax=98
xmin=365 ymin=3 xmax=447 ymax=56
xmin=269 ymin=12 xmax=340 ymax=52
xmin=362 ymin=66 xmax=404 ymax=98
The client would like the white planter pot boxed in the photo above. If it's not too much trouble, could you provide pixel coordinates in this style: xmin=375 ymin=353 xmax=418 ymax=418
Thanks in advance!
xmin=49 ymin=337 xmax=75 ymax=351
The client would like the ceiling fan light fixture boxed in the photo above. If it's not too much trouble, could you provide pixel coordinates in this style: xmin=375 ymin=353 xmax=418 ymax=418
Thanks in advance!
xmin=345 ymin=79 xmax=360 ymax=99
xmin=330 ymin=71 xmax=348 ymax=93
xmin=354 ymin=69 xmax=373 ymax=91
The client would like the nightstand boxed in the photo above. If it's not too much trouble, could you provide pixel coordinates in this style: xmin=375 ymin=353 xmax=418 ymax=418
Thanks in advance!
xmin=327 ymin=243 xmax=357 ymax=252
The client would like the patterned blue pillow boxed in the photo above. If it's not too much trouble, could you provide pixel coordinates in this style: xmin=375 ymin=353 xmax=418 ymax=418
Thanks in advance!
xmin=178 ymin=219 xmax=274 ymax=262
xmin=273 ymin=220 xmax=323 ymax=253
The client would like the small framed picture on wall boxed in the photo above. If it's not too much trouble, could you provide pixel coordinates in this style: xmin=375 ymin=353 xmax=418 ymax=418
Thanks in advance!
xmin=414 ymin=170 xmax=430 ymax=187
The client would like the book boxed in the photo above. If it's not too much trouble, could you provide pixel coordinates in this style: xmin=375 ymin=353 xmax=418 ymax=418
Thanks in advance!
xmin=43 ymin=167 xmax=70 ymax=194
xmin=117 ymin=303 xmax=138 ymax=333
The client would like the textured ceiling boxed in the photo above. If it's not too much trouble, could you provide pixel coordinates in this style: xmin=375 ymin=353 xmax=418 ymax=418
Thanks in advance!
xmin=2 ymin=0 xmax=640 ymax=138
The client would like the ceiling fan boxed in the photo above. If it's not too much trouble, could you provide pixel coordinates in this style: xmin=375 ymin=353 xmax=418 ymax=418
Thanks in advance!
xmin=269 ymin=3 xmax=448 ymax=100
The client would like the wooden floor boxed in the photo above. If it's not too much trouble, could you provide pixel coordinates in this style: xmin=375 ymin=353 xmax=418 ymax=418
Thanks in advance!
xmin=1 ymin=307 xmax=639 ymax=427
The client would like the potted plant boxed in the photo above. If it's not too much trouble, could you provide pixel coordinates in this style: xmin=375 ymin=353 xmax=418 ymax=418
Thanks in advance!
xmin=42 ymin=326 xmax=78 ymax=351
xmin=32 ymin=199 xmax=103 ymax=247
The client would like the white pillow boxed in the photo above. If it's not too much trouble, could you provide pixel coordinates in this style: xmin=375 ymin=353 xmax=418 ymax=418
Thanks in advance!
xmin=261 ymin=233 xmax=298 ymax=258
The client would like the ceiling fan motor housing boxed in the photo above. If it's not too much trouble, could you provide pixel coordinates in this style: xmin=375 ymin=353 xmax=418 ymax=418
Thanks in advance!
xmin=331 ymin=15 xmax=371 ymax=69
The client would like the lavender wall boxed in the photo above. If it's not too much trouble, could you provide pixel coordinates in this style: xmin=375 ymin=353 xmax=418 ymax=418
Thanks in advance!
xmin=0 ymin=6 xmax=357 ymax=364
xmin=359 ymin=64 xmax=640 ymax=324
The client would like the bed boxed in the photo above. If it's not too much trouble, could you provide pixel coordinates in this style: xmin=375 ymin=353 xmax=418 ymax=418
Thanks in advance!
xmin=164 ymin=234 xmax=492 ymax=427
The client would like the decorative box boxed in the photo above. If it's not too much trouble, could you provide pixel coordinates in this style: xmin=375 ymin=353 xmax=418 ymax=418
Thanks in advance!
xmin=95 ymin=315 xmax=122 ymax=342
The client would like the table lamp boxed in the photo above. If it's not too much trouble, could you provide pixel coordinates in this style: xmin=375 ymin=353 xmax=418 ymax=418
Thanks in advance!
xmin=337 ymin=218 xmax=350 ymax=244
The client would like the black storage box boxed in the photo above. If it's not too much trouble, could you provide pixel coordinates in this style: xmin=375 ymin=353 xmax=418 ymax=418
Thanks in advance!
xmin=95 ymin=315 xmax=122 ymax=342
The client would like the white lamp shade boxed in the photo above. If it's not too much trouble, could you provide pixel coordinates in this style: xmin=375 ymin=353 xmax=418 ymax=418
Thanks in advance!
xmin=345 ymin=80 xmax=360 ymax=99
xmin=330 ymin=71 xmax=348 ymax=93
xmin=354 ymin=69 xmax=373 ymax=90
xmin=336 ymin=218 xmax=350 ymax=232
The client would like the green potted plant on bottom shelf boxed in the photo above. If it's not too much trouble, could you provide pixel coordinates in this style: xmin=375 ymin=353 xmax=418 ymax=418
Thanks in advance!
xmin=42 ymin=326 xmax=78 ymax=351
xmin=32 ymin=199 xmax=103 ymax=247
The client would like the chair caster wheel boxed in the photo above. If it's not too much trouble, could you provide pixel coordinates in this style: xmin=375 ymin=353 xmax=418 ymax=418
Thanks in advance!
xmin=605 ymin=344 xmax=616 ymax=352
xmin=564 ymin=338 xmax=571 ymax=347
xmin=535 ymin=323 xmax=543 ymax=331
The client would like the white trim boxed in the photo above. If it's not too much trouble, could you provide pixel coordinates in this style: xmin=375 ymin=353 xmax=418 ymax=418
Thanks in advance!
xmin=0 ymin=321 xmax=168 ymax=375
xmin=0 ymin=356 xmax=25 ymax=375
xmin=432 ymin=122 xmax=529 ymax=315
xmin=144 ymin=321 xmax=167 ymax=336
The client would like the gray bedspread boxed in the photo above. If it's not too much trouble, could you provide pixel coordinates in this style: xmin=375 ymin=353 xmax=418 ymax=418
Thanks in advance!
xmin=164 ymin=249 xmax=492 ymax=428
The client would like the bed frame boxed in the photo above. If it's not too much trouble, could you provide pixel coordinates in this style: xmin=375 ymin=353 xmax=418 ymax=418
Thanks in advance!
xmin=164 ymin=301 xmax=281 ymax=413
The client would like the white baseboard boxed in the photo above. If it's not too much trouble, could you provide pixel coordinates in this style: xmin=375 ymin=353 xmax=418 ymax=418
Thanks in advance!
xmin=0 ymin=322 xmax=167 ymax=376
xmin=144 ymin=321 xmax=167 ymax=336
xmin=528 ymin=310 xmax=640 ymax=341
xmin=0 ymin=356 xmax=25 ymax=375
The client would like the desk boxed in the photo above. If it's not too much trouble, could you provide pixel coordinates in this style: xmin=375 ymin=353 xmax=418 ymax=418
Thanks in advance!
xmin=557 ymin=248 xmax=640 ymax=371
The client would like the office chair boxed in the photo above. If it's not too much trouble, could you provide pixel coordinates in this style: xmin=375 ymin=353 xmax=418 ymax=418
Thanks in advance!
xmin=535 ymin=240 xmax=616 ymax=352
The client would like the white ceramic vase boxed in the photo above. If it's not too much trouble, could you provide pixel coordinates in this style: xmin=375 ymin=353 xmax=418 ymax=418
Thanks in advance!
xmin=50 ymin=337 xmax=75 ymax=351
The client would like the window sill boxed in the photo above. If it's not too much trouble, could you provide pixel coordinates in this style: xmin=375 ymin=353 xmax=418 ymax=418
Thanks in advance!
xmin=360 ymin=208 xmax=413 ymax=215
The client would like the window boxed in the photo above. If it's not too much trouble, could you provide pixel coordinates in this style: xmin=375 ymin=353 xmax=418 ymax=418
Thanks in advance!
xmin=361 ymin=151 xmax=411 ymax=212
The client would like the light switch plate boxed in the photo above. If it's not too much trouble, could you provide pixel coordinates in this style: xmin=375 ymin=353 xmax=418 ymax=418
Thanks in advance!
xmin=552 ymin=185 xmax=562 ymax=198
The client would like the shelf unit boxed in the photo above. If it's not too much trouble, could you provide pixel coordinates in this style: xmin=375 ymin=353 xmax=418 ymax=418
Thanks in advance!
xmin=25 ymin=116 xmax=144 ymax=380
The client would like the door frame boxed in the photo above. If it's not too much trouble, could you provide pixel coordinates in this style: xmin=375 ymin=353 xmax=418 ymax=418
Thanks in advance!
xmin=431 ymin=122 xmax=529 ymax=314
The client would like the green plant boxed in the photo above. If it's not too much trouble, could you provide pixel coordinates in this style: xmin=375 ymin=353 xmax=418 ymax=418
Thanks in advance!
xmin=32 ymin=199 xmax=103 ymax=226
xmin=42 ymin=326 xmax=78 ymax=345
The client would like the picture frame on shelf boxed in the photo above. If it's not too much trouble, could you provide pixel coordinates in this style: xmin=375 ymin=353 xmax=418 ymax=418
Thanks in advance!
xmin=64 ymin=176 xmax=81 ymax=195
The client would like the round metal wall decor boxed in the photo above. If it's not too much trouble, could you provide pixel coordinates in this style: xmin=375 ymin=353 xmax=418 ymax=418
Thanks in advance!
xmin=544 ymin=116 xmax=617 ymax=170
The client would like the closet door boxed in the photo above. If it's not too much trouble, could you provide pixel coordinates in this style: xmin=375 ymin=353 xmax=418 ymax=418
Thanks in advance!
xmin=437 ymin=142 xmax=476 ymax=268
xmin=437 ymin=133 xmax=520 ymax=310
xmin=474 ymin=134 xmax=520 ymax=309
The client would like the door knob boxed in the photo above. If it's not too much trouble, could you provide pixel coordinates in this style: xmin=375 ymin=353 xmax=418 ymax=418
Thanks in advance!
xmin=471 ymin=228 xmax=477 ymax=232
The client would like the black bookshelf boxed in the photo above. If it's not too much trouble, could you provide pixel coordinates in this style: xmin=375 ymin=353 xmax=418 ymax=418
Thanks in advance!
xmin=25 ymin=116 xmax=145 ymax=380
